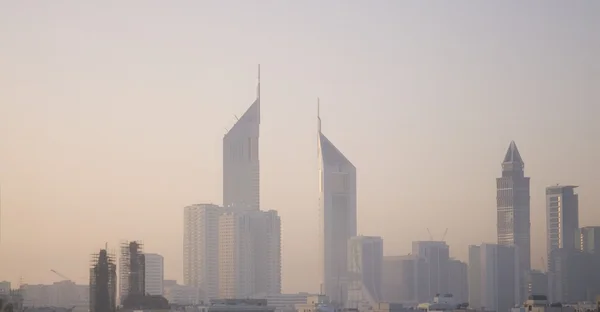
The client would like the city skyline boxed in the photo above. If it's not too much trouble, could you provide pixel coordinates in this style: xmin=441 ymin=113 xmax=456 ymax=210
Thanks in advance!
xmin=0 ymin=1 xmax=598 ymax=294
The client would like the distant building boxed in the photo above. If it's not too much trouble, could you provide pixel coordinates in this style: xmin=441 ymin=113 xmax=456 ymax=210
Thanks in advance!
xmin=548 ymin=248 xmax=597 ymax=303
xmin=468 ymin=243 xmax=520 ymax=312
xmin=346 ymin=236 xmax=383 ymax=310
xmin=144 ymin=253 xmax=164 ymax=296
xmin=497 ymin=141 xmax=531 ymax=302
xmin=511 ymin=295 xmax=575 ymax=312
xmin=576 ymin=226 xmax=600 ymax=254
xmin=222 ymin=68 xmax=261 ymax=212
xmin=545 ymin=186 xmax=579 ymax=257
xmin=447 ymin=259 xmax=468 ymax=304
xmin=252 ymin=293 xmax=316 ymax=312
xmin=119 ymin=240 xmax=145 ymax=304
xmin=163 ymin=280 xmax=201 ymax=306
xmin=218 ymin=210 xmax=281 ymax=298
xmin=317 ymin=104 xmax=357 ymax=305
xmin=183 ymin=203 xmax=221 ymax=300
xmin=207 ymin=299 xmax=275 ymax=312
xmin=90 ymin=249 xmax=117 ymax=312
xmin=295 ymin=295 xmax=335 ymax=312
xmin=382 ymin=255 xmax=428 ymax=305
xmin=526 ymin=270 xmax=548 ymax=298
xmin=412 ymin=241 xmax=450 ymax=299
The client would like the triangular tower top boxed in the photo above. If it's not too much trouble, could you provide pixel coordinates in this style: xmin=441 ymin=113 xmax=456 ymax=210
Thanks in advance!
xmin=503 ymin=140 xmax=524 ymax=164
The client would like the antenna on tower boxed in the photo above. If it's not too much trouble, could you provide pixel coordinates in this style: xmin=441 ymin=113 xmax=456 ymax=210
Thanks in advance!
xmin=257 ymin=64 xmax=261 ymax=100
xmin=317 ymin=97 xmax=321 ymax=133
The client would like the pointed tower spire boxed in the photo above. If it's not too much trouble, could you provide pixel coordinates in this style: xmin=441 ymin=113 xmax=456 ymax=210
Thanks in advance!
xmin=257 ymin=64 xmax=261 ymax=123
xmin=502 ymin=140 xmax=524 ymax=173
xmin=317 ymin=97 xmax=321 ymax=133
xmin=257 ymin=64 xmax=261 ymax=100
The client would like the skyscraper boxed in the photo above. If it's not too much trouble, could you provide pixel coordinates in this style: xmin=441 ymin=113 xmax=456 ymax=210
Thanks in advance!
xmin=447 ymin=259 xmax=468 ymax=304
xmin=218 ymin=209 xmax=281 ymax=299
xmin=119 ymin=241 xmax=145 ymax=304
xmin=545 ymin=185 xmax=582 ymax=302
xmin=317 ymin=100 xmax=357 ymax=305
xmin=183 ymin=203 xmax=221 ymax=300
xmin=346 ymin=236 xmax=383 ymax=310
xmin=546 ymin=185 xmax=579 ymax=255
xmin=144 ymin=253 xmax=164 ymax=296
xmin=468 ymin=244 xmax=520 ymax=312
xmin=411 ymin=241 xmax=450 ymax=299
xmin=90 ymin=248 xmax=117 ymax=312
xmin=223 ymin=66 xmax=261 ymax=211
xmin=576 ymin=226 xmax=600 ymax=254
xmin=496 ymin=141 xmax=530 ymax=301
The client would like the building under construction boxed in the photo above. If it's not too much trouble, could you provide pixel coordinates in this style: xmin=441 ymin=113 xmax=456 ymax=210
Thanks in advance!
xmin=119 ymin=241 xmax=145 ymax=305
xmin=89 ymin=248 xmax=117 ymax=312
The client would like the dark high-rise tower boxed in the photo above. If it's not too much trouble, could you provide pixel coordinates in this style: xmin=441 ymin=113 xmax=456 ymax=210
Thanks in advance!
xmin=90 ymin=249 xmax=117 ymax=312
xmin=496 ymin=141 xmax=531 ymax=272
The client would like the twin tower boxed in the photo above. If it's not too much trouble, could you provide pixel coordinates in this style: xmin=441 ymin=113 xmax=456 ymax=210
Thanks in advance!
xmin=222 ymin=66 xmax=358 ymax=304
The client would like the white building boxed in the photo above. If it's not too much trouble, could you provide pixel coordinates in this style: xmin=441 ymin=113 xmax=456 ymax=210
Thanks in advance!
xmin=144 ymin=253 xmax=164 ymax=296
xmin=218 ymin=210 xmax=281 ymax=298
xmin=222 ymin=67 xmax=261 ymax=212
xmin=347 ymin=236 xmax=383 ymax=310
xmin=317 ymin=103 xmax=357 ymax=305
xmin=184 ymin=203 xmax=221 ymax=300
xmin=163 ymin=280 xmax=201 ymax=305
xmin=468 ymin=244 xmax=520 ymax=312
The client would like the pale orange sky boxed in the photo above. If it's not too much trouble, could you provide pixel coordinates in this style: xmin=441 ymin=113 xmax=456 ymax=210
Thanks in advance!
xmin=0 ymin=1 xmax=598 ymax=293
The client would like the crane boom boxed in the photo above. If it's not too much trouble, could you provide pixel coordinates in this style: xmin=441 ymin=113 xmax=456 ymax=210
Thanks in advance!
xmin=50 ymin=269 xmax=72 ymax=281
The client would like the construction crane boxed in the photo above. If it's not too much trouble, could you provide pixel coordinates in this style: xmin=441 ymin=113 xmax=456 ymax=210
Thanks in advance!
xmin=441 ymin=228 xmax=448 ymax=241
xmin=50 ymin=269 xmax=72 ymax=282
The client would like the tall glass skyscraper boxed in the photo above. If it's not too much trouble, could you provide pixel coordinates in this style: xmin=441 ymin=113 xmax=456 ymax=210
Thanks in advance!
xmin=496 ymin=141 xmax=531 ymax=273
xmin=222 ymin=68 xmax=260 ymax=211
xmin=317 ymin=102 xmax=357 ymax=305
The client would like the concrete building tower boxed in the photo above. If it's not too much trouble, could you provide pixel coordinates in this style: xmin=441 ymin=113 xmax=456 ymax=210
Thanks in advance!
xmin=497 ymin=141 xmax=531 ymax=271
xmin=317 ymin=99 xmax=357 ymax=305
xmin=183 ymin=203 xmax=221 ymax=300
xmin=144 ymin=253 xmax=164 ymax=296
xmin=412 ymin=241 xmax=450 ymax=299
xmin=497 ymin=141 xmax=531 ymax=300
xmin=119 ymin=241 xmax=145 ymax=304
xmin=223 ymin=66 xmax=261 ymax=211
xmin=90 ymin=248 xmax=117 ymax=312
xmin=346 ymin=236 xmax=383 ymax=310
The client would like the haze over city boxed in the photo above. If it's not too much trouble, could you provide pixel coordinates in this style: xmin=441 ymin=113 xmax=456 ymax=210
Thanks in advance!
xmin=0 ymin=0 xmax=598 ymax=298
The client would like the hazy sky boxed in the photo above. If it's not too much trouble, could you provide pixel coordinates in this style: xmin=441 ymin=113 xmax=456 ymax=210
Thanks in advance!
xmin=0 ymin=1 xmax=598 ymax=293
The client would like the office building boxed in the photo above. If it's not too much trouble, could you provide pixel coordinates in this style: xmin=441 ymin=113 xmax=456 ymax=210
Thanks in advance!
xmin=576 ymin=226 xmax=600 ymax=254
xmin=412 ymin=241 xmax=449 ymax=299
xmin=467 ymin=246 xmax=481 ymax=309
xmin=468 ymin=244 xmax=520 ymax=312
xmin=218 ymin=210 xmax=281 ymax=298
xmin=144 ymin=253 xmax=164 ymax=296
xmin=346 ymin=236 xmax=383 ymax=310
xmin=447 ymin=259 xmax=468 ymax=304
xmin=497 ymin=141 xmax=531 ymax=302
xmin=526 ymin=270 xmax=548 ymax=298
xmin=382 ymin=255 xmax=428 ymax=305
xmin=223 ymin=67 xmax=261 ymax=211
xmin=317 ymin=102 xmax=357 ymax=305
xmin=546 ymin=185 xmax=579 ymax=257
xmin=183 ymin=203 xmax=221 ymax=300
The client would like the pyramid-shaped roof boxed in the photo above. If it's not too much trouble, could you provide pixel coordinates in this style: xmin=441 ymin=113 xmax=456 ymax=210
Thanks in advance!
xmin=503 ymin=140 xmax=524 ymax=163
